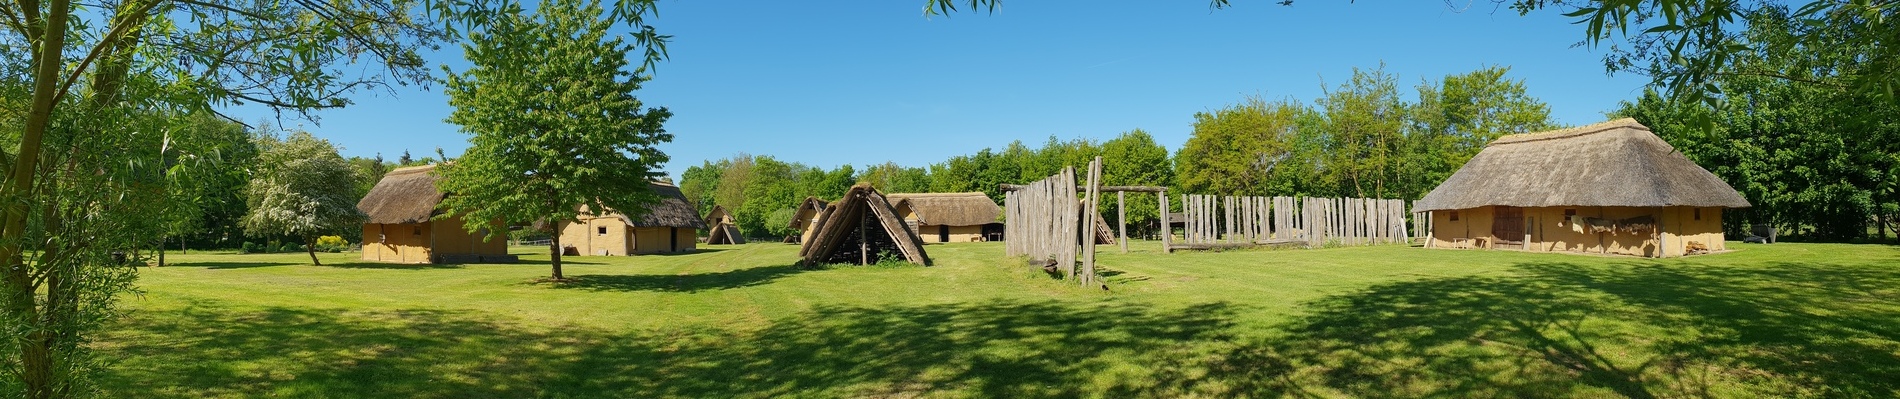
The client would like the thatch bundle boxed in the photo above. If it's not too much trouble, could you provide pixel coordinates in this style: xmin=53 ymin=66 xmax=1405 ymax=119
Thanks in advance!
xmin=887 ymin=192 xmax=1001 ymax=226
xmin=799 ymin=184 xmax=930 ymax=266
xmin=573 ymin=182 xmax=709 ymax=229
xmin=1415 ymin=118 xmax=1750 ymax=212
xmin=786 ymin=197 xmax=829 ymax=230
xmin=357 ymin=164 xmax=445 ymax=224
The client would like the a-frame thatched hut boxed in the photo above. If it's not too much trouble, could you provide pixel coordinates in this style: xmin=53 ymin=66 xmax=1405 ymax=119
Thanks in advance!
xmin=356 ymin=164 xmax=514 ymax=264
xmin=786 ymin=197 xmax=828 ymax=244
xmin=799 ymin=184 xmax=930 ymax=266
xmin=1414 ymin=118 xmax=1751 ymax=257
xmin=887 ymin=192 xmax=1002 ymax=243
xmin=704 ymin=205 xmax=746 ymax=245
xmin=557 ymin=182 xmax=708 ymax=255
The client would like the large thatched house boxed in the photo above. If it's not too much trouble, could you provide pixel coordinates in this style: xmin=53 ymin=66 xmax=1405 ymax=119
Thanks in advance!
xmin=1414 ymin=118 xmax=1751 ymax=258
xmin=887 ymin=192 xmax=1002 ymax=243
xmin=800 ymin=184 xmax=929 ymax=265
xmin=356 ymin=164 xmax=513 ymax=264
xmin=704 ymin=205 xmax=746 ymax=245
xmin=557 ymin=182 xmax=707 ymax=255
xmin=786 ymin=197 xmax=828 ymax=244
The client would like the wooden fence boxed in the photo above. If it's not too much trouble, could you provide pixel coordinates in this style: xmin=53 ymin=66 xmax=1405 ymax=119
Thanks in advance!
xmin=1002 ymin=157 xmax=1115 ymax=287
xmin=1175 ymin=195 xmax=1411 ymax=250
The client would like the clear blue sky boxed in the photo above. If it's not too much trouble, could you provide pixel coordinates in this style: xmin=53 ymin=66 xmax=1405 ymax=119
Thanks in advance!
xmin=227 ymin=0 xmax=1649 ymax=180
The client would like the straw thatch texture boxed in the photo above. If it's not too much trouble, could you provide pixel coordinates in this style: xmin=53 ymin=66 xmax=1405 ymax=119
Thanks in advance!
xmin=787 ymin=197 xmax=829 ymax=229
xmin=799 ymin=184 xmax=930 ymax=266
xmin=617 ymin=182 xmax=710 ymax=229
xmin=887 ymin=192 xmax=1001 ymax=226
xmin=704 ymin=205 xmax=746 ymax=245
xmin=1415 ymin=118 xmax=1751 ymax=212
xmin=357 ymin=164 xmax=445 ymax=224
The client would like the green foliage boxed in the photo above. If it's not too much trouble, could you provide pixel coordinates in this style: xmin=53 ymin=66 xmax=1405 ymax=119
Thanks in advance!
xmin=315 ymin=235 xmax=350 ymax=253
xmin=435 ymin=0 xmax=672 ymax=279
xmin=1511 ymin=1 xmax=1900 ymax=106
xmin=241 ymin=131 xmax=367 ymax=264
xmin=1176 ymin=97 xmax=1315 ymax=197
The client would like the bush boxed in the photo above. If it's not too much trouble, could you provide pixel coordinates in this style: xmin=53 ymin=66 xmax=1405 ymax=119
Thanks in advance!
xmin=281 ymin=243 xmax=302 ymax=253
xmin=239 ymin=242 xmax=260 ymax=254
xmin=315 ymin=235 xmax=349 ymax=253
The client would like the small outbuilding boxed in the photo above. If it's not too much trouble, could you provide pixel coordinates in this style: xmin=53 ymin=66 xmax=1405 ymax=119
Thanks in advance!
xmin=887 ymin=192 xmax=1003 ymax=243
xmin=1413 ymin=118 xmax=1751 ymax=257
xmin=704 ymin=205 xmax=746 ymax=245
xmin=799 ymin=184 xmax=930 ymax=266
xmin=557 ymin=182 xmax=707 ymax=256
xmin=356 ymin=164 xmax=514 ymax=264
xmin=786 ymin=197 xmax=828 ymax=244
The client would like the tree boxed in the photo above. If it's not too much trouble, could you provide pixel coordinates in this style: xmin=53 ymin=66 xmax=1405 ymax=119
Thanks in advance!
xmin=3 ymin=0 xmax=450 ymax=392
xmin=435 ymin=0 xmax=673 ymax=281
xmin=1409 ymin=66 xmax=1554 ymax=200
xmin=155 ymin=113 xmax=258 ymax=265
xmin=1176 ymin=97 xmax=1313 ymax=196
xmin=1099 ymin=129 xmax=1174 ymax=236
xmin=241 ymin=132 xmax=366 ymax=266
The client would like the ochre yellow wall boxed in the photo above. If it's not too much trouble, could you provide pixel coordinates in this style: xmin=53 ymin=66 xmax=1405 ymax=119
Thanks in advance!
xmin=1429 ymin=206 xmax=1726 ymax=258
xmin=559 ymin=217 xmax=697 ymax=255
xmin=793 ymin=208 xmax=821 ymax=243
xmin=429 ymin=216 xmax=508 ymax=257
xmin=918 ymin=224 xmax=986 ymax=243
xmin=362 ymin=222 xmax=432 ymax=264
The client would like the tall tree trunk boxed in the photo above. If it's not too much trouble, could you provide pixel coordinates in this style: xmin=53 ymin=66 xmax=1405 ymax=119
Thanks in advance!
xmin=548 ymin=228 xmax=565 ymax=280
xmin=5 ymin=1 xmax=76 ymax=397
xmin=306 ymin=235 xmax=321 ymax=266
xmin=158 ymin=236 xmax=166 ymax=267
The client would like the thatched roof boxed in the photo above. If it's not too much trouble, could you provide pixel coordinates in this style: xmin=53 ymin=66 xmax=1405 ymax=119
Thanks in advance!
xmin=799 ymin=184 xmax=930 ymax=266
xmin=704 ymin=205 xmax=745 ymax=244
xmin=788 ymin=197 xmax=829 ymax=229
xmin=887 ymin=192 xmax=1001 ymax=226
xmin=358 ymin=164 xmax=445 ymax=224
xmin=617 ymin=182 xmax=709 ymax=229
xmin=1414 ymin=118 xmax=1751 ymax=212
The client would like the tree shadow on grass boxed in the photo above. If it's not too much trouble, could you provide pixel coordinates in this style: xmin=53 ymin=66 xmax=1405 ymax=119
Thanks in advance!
xmin=162 ymin=261 xmax=465 ymax=270
xmin=101 ymin=299 xmax=1246 ymax=398
xmin=1204 ymin=258 xmax=1900 ymax=398
xmin=553 ymin=264 xmax=805 ymax=293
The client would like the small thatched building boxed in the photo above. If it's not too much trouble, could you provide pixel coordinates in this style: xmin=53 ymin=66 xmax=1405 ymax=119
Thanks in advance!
xmin=786 ymin=197 xmax=828 ymax=244
xmin=799 ymin=184 xmax=930 ymax=266
xmin=1414 ymin=118 xmax=1751 ymax=257
xmin=887 ymin=192 xmax=1003 ymax=243
xmin=557 ymin=182 xmax=708 ymax=255
xmin=356 ymin=164 xmax=513 ymax=264
xmin=704 ymin=205 xmax=746 ymax=245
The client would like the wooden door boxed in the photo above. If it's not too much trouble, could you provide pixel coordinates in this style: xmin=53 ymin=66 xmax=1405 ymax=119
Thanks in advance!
xmin=1493 ymin=206 xmax=1525 ymax=244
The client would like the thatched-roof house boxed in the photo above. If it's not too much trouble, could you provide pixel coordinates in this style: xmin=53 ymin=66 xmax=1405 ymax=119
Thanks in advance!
xmin=799 ymin=184 xmax=930 ymax=266
xmin=356 ymin=164 xmax=514 ymax=264
xmin=1414 ymin=118 xmax=1751 ymax=257
xmin=887 ymin=192 xmax=1002 ymax=243
xmin=557 ymin=182 xmax=708 ymax=255
xmin=704 ymin=205 xmax=746 ymax=245
xmin=786 ymin=197 xmax=828 ymax=244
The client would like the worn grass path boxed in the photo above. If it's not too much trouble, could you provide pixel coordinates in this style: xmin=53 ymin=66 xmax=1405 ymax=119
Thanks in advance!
xmin=99 ymin=241 xmax=1900 ymax=398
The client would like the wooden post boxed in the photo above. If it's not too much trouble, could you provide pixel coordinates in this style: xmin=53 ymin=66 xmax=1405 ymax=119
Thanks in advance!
xmin=1082 ymin=157 xmax=1102 ymax=285
xmin=1117 ymin=190 xmax=1127 ymax=254
xmin=1160 ymin=191 xmax=1171 ymax=253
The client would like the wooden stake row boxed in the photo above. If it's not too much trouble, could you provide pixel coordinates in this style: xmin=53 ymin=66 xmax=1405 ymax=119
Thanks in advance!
xmin=1173 ymin=195 xmax=1411 ymax=250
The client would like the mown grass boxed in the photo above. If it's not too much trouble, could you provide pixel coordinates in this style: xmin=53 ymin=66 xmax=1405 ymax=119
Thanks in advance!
xmin=98 ymin=241 xmax=1900 ymax=398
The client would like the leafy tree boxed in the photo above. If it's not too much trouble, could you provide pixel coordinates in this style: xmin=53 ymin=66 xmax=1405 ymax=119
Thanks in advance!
xmin=155 ymin=113 xmax=258 ymax=264
xmin=1316 ymin=65 xmax=1409 ymax=199
xmin=858 ymin=162 xmax=931 ymax=193
xmin=1409 ymin=66 xmax=1554 ymax=200
xmin=241 ymin=132 xmax=367 ymax=266
xmin=1099 ymin=129 xmax=1174 ymax=236
xmin=680 ymin=159 xmax=729 ymax=218
xmin=1176 ymin=97 xmax=1314 ymax=196
xmin=435 ymin=0 xmax=673 ymax=281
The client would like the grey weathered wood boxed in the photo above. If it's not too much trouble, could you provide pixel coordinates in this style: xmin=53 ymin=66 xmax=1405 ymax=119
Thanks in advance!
xmin=1160 ymin=190 xmax=1171 ymax=253
xmin=1116 ymin=191 xmax=1127 ymax=254
xmin=1082 ymin=157 xmax=1102 ymax=285
xmin=1000 ymin=184 xmax=1167 ymax=193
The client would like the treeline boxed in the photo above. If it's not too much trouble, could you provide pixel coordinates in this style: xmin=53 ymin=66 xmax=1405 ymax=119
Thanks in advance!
xmin=1611 ymin=7 xmax=1900 ymax=240
xmin=149 ymin=116 xmax=444 ymax=250
xmin=682 ymin=65 xmax=1558 ymax=239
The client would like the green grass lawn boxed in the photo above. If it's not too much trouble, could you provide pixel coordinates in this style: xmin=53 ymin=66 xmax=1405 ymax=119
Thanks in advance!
xmin=99 ymin=241 xmax=1900 ymax=398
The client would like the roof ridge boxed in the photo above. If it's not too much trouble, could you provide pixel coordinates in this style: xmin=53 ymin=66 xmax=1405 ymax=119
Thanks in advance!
xmin=1492 ymin=118 xmax=1647 ymax=146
